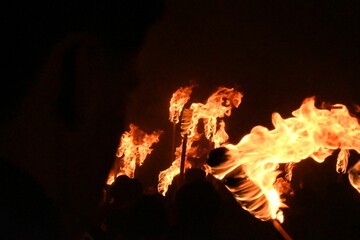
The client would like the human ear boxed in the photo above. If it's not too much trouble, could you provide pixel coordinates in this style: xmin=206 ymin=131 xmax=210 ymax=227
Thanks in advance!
xmin=53 ymin=33 xmax=107 ymax=131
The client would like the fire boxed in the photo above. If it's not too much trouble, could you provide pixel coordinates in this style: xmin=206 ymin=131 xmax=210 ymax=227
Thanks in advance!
xmin=107 ymin=124 xmax=163 ymax=185
xmin=185 ymin=87 xmax=242 ymax=140
xmin=169 ymin=84 xmax=195 ymax=124
xmin=208 ymin=97 xmax=360 ymax=222
xmin=349 ymin=160 xmax=360 ymax=193
xmin=157 ymin=143 xmax=192 ymax=194
xmin=212 ymin=120 xmax=229 ymax=148
xmin=158 ymin=86 xmax=243 ymax=195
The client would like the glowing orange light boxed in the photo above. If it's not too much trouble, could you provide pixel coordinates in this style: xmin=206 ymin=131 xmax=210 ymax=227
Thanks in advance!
xmin=209 ymin=97 xmax=360 ymax=222
xmin=185 ymin=87 xmax=242 ymax=140
xmin=107 ymin=124 xmax=163 ymax=185
xmin=349 ymin=160 xmax=360 ymax=193
xmin=158 ymin=86 xmax=243 ymax=195
xmin=169 ymin=84 xmax=195 ymax=124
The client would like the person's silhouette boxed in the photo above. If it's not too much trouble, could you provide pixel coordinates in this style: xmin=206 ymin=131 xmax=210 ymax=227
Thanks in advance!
xmin=0 ymin=1 xmax=164 ymax=239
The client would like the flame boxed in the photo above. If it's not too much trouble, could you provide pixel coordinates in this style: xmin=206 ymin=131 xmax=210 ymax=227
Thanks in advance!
xmin=355 ymin=104 xmax=360 ymax=113
xmin=213 ymin=120 xmax=229 ymax=148
xmin=349 ymin=160 xmax=360 ymax=193
xmin=169 ymin=84 xmax=195 ymax=124
xmin=209 ymin=97 xmax=360 ymax=222
xmin=107 ymin=124 xmax=163 ymax=185
xmin=157 ymin=143 xmax=192 ymax=194
xmin=336 ymin=149 xmax=349 ymax=174
xmin=186 ymin=87 xmax=242 ymax=140
xmin=158 ymin=87 xmax=243 ymax=195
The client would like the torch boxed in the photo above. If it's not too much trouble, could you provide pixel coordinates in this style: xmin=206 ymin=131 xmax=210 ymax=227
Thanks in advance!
xmin=206 ymin=97 xmax=360 ymax=240
xmin=207 ymin=147 xmax=293 ymax=240
xmin=180 ymin=108 xmax=193 ymax=177
xmin=106 ymin=124 xmax=162 ymax=184
xmin=168 ymin=84 xmax=194 ymax=163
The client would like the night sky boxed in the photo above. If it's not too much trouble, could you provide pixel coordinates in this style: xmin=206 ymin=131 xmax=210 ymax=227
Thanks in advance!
xmin=122 ymin=1 xmax=360 ymax=238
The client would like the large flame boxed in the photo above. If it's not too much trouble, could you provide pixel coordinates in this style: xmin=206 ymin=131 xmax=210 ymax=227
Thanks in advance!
xmin=107 ymin=124 xmax=163 ymax=185
xmin=209 ymin=97 xmax=360 ymax=222
xmin=158 ymin=87 xmax=243 ymax=195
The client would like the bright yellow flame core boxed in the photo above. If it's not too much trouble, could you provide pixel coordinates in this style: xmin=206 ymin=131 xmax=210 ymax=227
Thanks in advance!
xmin=107 ymin=124 xmax=162 ymax=184
xmin=169 ymin=85 xmax=194 ymax=124
xmin=158 ymin=87 xmax=243 ymax=195
xmin=186 ymin=87 xmax=243 ymax=140
xmin=210 ymin=97 xmax=360 ymax=222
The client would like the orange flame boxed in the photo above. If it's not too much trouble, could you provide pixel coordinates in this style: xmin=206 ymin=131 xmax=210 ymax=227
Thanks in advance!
xmin=107 ymin=124 xmax=163 ymax=185
xmin=355 ymin=104 xmax=360 ymax=113
xmin=157 ymin=143 xmax=192 ymax=194
xmin=169 ymin=84 xmax=195 ymax=124
xmin=209 ymin=97 xmax=360 ymax=222
xmin=213 ymin=120 xmax=229 ymax=148
xmin=186 ymin=87 xmax=242 ymax=140
xmin=349 ymin=160 xmax=360 ymax=193
xmin=158 ymin=87 xmax=243 ymax=195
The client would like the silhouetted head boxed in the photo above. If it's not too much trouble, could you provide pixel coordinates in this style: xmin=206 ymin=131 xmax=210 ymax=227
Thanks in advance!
xmin=110 ymin=175 xmax=143 ymax=204
xmin=207 ymin=147 xmax=230 ymax=167
xmin=184 ymin=168 xmax=207 ymax=183
xmin=174 ymin=179 xmax=221 ymax=237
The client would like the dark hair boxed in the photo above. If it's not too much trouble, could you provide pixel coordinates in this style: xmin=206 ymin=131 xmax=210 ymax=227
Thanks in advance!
xmin=0 ymin=0 xmax=164 ymax=123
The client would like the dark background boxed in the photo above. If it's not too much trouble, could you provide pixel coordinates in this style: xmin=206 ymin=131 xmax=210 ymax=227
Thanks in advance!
xmin=122 ymin=0 xmax=360 ymax=238
xmin=2 ymin=0 xmax=356 ymax=239
xmin=128 ymin=0 xmax=360 ymax=184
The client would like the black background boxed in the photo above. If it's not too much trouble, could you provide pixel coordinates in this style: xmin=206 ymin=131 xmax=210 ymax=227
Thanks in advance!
xmin=129 ymin=0 xmax=360 ymax=183
xmin=125 ymin=1 xmax=360 ymax=238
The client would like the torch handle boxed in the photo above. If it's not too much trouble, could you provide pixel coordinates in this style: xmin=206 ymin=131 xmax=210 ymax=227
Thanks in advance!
xmin=272 ymin=220 xmax=293 ymax=240
xmin=171 ymin=122 xmax=176 ymax=162
xmin=180 ymin=133 xmax=188 ymax=177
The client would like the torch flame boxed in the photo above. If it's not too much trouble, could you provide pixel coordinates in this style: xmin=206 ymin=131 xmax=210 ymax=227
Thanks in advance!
xmin=336 ymin=149 xmax=349 ymax=174
xmin=169 ymin=84 xmax=195 ymax=124
xmin=107 ymin=124 xmax=163 ymax=185
xmin=209 ymin=97 xmax=360 ymax=222
xmin=157 ymin=143 xmax=192 ymax=195
xmin=349 ymin=160 xmax=360 ymax=193
xmin=213 ymin=120 xmax=229 ymax=148
xmin=186 ymin=87 xmax=243 ymax=140
xmin=158 ymin=86 xmax=242 ymax=195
